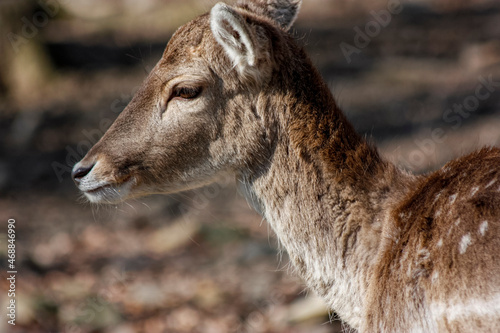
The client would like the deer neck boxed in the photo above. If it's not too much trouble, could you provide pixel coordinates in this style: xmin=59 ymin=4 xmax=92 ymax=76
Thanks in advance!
xmin=237 ymin=49 xmax=414 ymax=328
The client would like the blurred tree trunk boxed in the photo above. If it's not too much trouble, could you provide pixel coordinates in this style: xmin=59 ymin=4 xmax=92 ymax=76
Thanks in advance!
xmin=1 ymin=0 xmax=54 ymax=110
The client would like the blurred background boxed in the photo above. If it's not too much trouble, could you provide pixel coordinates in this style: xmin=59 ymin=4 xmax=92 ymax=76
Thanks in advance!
xmin=1 ymin=0 xmax=500 ymax=332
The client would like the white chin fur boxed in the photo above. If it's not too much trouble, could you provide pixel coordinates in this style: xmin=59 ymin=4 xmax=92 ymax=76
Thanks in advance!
xmin=83 ymin=180 xmax=134 ymax=204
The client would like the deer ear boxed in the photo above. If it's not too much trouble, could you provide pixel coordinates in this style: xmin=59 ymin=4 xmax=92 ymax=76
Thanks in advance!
xmin=211 ymin=3 xmax=257 ymax=73
xmin=236 ymin=0 xmax=301 ymax=31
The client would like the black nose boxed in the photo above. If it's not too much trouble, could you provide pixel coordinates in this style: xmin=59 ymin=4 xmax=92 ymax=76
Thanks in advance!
xmin=72 ymin=164 xmax=94 ymax=184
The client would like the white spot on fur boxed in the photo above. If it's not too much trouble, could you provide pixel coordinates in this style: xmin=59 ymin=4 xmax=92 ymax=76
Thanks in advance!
xmin=455 ymin=219 xmax=461 ymax=226
xmin=459 ymin=234 xmax=471 ymax=254
xmin=435 ymin=209 xmax=442 ymax=217
xmin=418 ymin=248 xmax=430 ymax=259
xmin=436 ymin=238 xmax=443 ymax=247
xmin=485 ymin=179 xmax=496 ymax=188
xmin=433 ymin=191 xmax=443 ymax=204
xmin=431 ymin=271 xmax=439 ymax=283
xmin=406 ymin=263 xmax=412 ymax=278
xmin=449 ymin=194 xmax=457 ymax=204
xmin=430 ymin=294 xmax=500 ymax=323
xmin=470 ymin=186 xmax=479 ymax=197
xmin=479 ymin=221 xmax=489 ymax=236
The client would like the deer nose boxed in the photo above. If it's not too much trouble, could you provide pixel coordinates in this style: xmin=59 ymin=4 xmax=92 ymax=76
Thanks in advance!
xmin=72 ymin=164 xmax=95 ymax=184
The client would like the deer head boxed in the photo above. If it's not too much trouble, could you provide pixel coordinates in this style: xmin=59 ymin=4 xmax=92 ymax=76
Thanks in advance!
xmin=72 ymin=1 xmax=302 ymax=204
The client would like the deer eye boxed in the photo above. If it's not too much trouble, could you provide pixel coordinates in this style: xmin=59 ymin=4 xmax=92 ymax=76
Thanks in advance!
xmin=171 ymin=86 xmax=202 ymax=101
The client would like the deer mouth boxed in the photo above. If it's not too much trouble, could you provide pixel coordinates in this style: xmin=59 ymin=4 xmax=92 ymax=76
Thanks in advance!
xmin=82 ymin=177 xmax=135 ymax=204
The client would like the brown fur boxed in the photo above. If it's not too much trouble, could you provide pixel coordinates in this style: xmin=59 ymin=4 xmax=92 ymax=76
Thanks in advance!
xmin=72 ymin=1 xmax=500 ymax=331
xmin=369 ymin=147 xmax=500 ymax=331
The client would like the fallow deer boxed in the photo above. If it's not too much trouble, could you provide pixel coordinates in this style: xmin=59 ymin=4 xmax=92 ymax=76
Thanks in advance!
xmin=72 ymin=0 xmax=500 ymax=331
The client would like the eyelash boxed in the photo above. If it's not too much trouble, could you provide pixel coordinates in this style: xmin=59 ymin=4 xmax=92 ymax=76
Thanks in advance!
xmin=170 ymin=86 xmax=202 ymax=101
